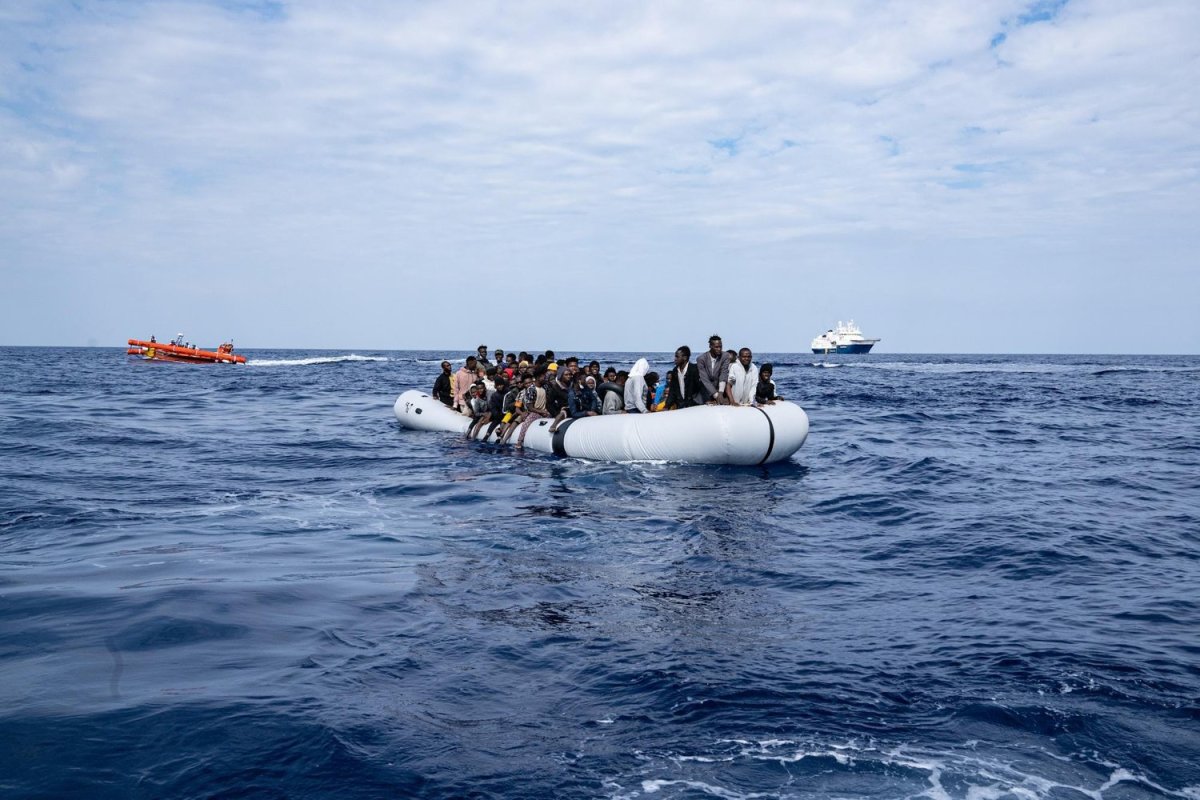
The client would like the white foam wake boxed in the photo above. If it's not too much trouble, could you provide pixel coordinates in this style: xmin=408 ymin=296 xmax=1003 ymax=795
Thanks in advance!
xmin=249 ymin=354 xmax=389 ymax=367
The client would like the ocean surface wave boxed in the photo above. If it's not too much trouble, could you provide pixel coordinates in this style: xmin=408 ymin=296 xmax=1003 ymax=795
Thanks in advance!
xmin=1 ymin=348 xmax=1198 ymax=799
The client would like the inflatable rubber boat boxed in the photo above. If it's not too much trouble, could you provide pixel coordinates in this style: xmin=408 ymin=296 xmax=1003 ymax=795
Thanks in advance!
xmin=127 ymin=339 xmax=246 ymax=364
xmin=393 ymin=389 xmax=809 ymax=465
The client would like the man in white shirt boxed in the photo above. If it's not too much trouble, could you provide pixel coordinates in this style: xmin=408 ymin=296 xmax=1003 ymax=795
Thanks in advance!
xmin=725 ymin=348 xmax=759 ymax=406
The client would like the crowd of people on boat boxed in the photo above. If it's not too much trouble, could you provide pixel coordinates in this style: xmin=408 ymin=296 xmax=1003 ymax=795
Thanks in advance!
xmin=430 ymin=335 xmax=783 ymax=447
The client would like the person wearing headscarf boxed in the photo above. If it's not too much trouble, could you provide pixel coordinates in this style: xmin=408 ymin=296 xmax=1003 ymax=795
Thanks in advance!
xmin=624 ymin=357 xmax=650 ymax=414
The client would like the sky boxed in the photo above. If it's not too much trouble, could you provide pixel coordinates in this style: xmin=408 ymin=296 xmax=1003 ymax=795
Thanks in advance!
xmin=1 ymin=0 xmax=1197 ymax=353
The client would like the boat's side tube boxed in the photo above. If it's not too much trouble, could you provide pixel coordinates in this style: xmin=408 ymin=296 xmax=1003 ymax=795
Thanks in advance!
xmin=393 ymin=391 xmax=472 ymax=434
xmin=548 ymin=402 xmax=808 ymax=464
xmin=393 ymin=390 xmax=808 ymax=464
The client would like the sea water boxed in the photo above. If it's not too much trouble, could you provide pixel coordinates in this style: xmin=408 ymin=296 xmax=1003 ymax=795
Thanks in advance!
xmin=1 ymin=347 xmax=1197 ymax=799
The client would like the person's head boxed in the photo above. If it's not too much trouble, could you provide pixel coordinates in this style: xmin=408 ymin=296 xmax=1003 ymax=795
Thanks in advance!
xmin=603 ymin=367 xmax=617 ymax=381
xmin=645 ymin=371 xmax=659 ymax=387
xmin=544 ymin=350 xmax=555 ymax=361
xmin=564 ymin=356 xmax=579 ymax=368
xmin=760 ymin=362 xmax=773 ymax=379
xmin=588 ymin=360 xmax=600 ymax=375
xmin=533 ymin=366 xmax=548 ymax=384
xmin=506 ymin=353 xmax=517 ymax=365
xmin=584 ymin=375 xmax=597 ymax=390
xmin=477 ymin=345 xmax=488 ymax=358
xmin=708 ymin=334 xmax=723 ymax=356
xmin=674 ymin=345 xmax=691 ymax=367
xmin=738 ymin=348 xmax=752 ymax=368
xmin=616 ymin=370 xmax=629 ymax=385
xmin=495 ymin=349 xmax=504 ymax=360
xmin=486 ymin=366 xmax=497 ymax=378
xmin=441 ymin=360 xmax=452 ymax=373
xmin=534 ymin=354 xmax=546 ymax=366
xmin=465 ymin=355 xmax=477 ymax=368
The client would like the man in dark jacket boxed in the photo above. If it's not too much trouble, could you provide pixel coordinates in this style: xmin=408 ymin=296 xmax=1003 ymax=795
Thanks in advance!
xmin=432 ymin=360 xmax=454 ymax=406
xmin=664 ymin=345 xmax=703 ymax=409
xmin=696 ymin=334 xmax=733 ymax=405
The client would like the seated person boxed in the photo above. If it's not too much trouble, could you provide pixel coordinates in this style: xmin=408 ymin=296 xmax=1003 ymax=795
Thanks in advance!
xmin=467 ymin=383 xmax=488 ymax=419
xmin=645 ymin=372 xmax=662 ymax=411
xmin=755 ymin=363 xmax=783 ymax=404
xmin=468 ymin=375 xmax=508 ymax=439
xmin=602 ymin=371 xmax=627 ymax=414
xmin=553 ymin=375 xmax=601 ymax=431
xmin=624 ymin=359 xmax=650 ymax=413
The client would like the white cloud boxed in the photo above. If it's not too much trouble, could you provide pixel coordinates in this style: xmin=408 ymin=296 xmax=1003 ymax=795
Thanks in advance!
xmin=1 ymin=0 xmax=1198 ymax=351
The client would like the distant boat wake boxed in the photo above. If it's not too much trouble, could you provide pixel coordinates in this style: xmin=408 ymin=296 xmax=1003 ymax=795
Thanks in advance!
xmin=249 ymin=354 xmax=389 ymax=367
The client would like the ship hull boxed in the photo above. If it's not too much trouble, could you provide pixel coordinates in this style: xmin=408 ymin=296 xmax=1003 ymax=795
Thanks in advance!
xmin=813 ymin=343 xmax=876 ymax=354
xmin=126 ymin=339 xmax=246 ymax=364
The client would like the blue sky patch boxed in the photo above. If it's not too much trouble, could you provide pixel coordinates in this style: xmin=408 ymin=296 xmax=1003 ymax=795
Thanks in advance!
xmin=1019 ymin=0 xmax=1069 ymax=26
xmin=214 ymin=0 xmax=286 ymax=21
xmin=708 ymin=136 xmax=742 ymax=157
xmin=943 ymin=178 xmax=984 ymax=190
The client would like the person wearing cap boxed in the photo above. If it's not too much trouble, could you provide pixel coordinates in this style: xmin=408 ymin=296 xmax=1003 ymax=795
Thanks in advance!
xmin=543 ymin=362 xmax=571 ymax=419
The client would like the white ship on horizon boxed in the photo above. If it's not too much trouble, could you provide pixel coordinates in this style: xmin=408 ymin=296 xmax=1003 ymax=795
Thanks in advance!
xmin=811 ymin=320 xmax=880 ymax=354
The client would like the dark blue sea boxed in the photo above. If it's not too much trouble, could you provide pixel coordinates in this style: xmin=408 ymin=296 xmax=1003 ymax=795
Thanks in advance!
xmin=2 ymin=347 xmax=1198 ymax=799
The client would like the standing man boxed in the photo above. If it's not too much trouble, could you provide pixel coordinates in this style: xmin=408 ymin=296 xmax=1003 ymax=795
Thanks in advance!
xmin=664 ymin=345 xmax=702 ymax=410
xmin=726 ymin=347 xmax=759 ymax=406
xmin=696 ymin=334 xmax=733 ymax=405
xmin=433 ymin=360 xmax=454 ymax=406
xmin=453 ymin=355 xmax=478 ymax=414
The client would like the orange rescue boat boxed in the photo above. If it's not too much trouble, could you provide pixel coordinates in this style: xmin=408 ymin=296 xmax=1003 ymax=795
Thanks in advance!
xmin=127 ymin=339 xmax=247 ymax=364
